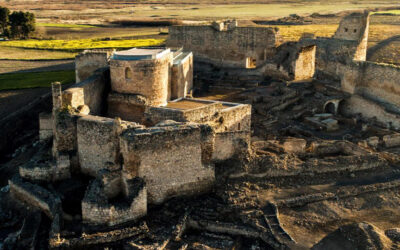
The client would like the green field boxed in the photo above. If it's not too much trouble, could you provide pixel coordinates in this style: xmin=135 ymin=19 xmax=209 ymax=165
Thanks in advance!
xmin=0 ymin=70 xmax=75 ymax=90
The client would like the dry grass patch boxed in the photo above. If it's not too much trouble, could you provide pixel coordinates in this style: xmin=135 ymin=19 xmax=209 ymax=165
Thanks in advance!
xmin=1 ymin=39 xmax=165 ymax=51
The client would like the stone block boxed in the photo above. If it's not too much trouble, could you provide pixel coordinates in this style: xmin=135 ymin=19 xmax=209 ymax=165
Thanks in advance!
xmin=383 ymin=134 xmax=400 ymax=148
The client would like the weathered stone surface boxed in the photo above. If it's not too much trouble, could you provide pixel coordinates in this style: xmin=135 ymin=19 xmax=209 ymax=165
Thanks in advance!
xmin=75 ymin=49 xmax=113 ymax=83
xmin=120 ymin=123 xmax=215 ymax=204
xmin=77 ymin=115 xmax=120 ymax=177
xmin=110 ymin=52 xmax=173 ymax=107
xmin=9 ymin=177 xmax=62 ymax=219
xmin=82 ymin=178 xmax=147 ymax=226
xmin=168 ymin=24 xmax=280 ymax=68
xmin=39 ymin=112 xmax=53 ymax=141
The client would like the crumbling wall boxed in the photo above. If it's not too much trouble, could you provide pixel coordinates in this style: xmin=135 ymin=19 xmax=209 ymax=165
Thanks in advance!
xmin=53 ymin=111 xmax=80 ymax=153
xmin=144 ymin=101 xmax=222 ymax=126
xmin=334 ymin=12 xmax=370 ymax=62
xmin=212 ymin=131 xmax=250 ymax=161
xmin=110 ymin=54 xmax=173 ymax=106
xmin=63 ymin=68 xmax=109 ymax=115
xmin=39 ymin=112 xmax=52 ymax=141
xmin=214 ymin=103 xmax=252 ymax=133
xmin=293 ymin=45 xmax=316 ymax=80
xmin=82 ymin=178 xmax=147 ymax=226
xmin=344 ymin=61 xmax=400 ymax=108
xmin=75 ymin=50 xmax=112 ymax=83
xmin=120 ymin=123 xmax=215 ymax=204
xmin=171 ymin=52 xmax=193 ymax=99
xmin=302 ymin=38 xmax=361 ymax=80
xmin=340 ymin=61 xmax=400 ymax=128
xmin=107 ymin=92 xmax=147 ymax=123
xmin=168 ymin=25 xmax=280 ymax=68
xmin=297 ymin=12 xmax=370 ymax=80
xmin=9 ymin=177 xmax=62 ymax=219
xmin=145 ymin=100 xmax=251 ymax=131
xmin=77 ymin=115 xmax=120 ymax=177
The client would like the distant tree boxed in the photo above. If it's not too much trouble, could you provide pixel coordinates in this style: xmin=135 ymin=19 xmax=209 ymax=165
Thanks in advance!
xmin=0 ymin=6 xmax=10 ymax=35
xmin=9 ymin=11 xmax=35 ymax=38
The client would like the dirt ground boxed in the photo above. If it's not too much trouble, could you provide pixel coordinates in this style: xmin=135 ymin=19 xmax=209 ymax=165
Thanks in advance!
xmin=0 ymin=88 xmax=51 ymax=118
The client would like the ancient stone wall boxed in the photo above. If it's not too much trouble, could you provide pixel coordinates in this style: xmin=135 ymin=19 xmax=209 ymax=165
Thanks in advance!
xmin=144 ymin=100 xmax=222 ymax=126
xmin=293 ymin=45 xmax=316 ymax=80
xmin=75 ymin=50 xmax=113 ymax=83
xmin=334 ymin=12 xmax=369 ymax=41
xmin=120 ymin=123 xmax=215 ymax=204
xmin=213 ymin=103 xmax=252 ymax=133
xmin=212 ymin=131 xmax=250 ymax=161
xmin=110 ymin=54 xmax=173 ymax=106
xmin=39 ymin=112 xmax=53 ymax=141
xmin=82 ymin=178 xmax=147 ymax=226
xmin=63 ymin=68 xmax=109 ymax=115
xmin=107 ymin=92 xmax=147 ymax=123
xmin=171 ymin=52 xmax=193 ymax=99
xmin=301 ymin=38 xmax=360 ymax=80
xmin=9 ymin=177 xmax=62 ymax=219
xmin=296 ymin=12 xmax=370 ymax=80
xmin=144 ymin=99 xmax=251 ymax=132
xmin=168 ymin=25 xmax=280 ymax=68
xmin=54 ymin=111 xmax=80 ymax=153
xmin=77 ymin=115 xmax=120 ymax=177
xmin=341 ymin=61 xmax=400 ymax=129
xmin=342 ymin=61 xmax=400 ymax=108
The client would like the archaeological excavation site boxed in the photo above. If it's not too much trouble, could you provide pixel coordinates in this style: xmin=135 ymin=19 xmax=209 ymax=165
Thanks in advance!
xmin=3 ymin=10 xmax=400 ymax=250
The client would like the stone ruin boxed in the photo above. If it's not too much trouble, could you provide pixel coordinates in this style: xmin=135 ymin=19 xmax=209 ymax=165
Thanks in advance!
xmin=9 ymin=46 xmax=251 ymax=246
xmin=4 ymin=11 xmax=400 ymax=249
xmin=169 ymin=11 xmax=400 ymax=130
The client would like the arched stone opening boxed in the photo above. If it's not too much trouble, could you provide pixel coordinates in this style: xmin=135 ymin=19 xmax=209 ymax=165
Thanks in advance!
xmin=125 ymin=67 xmax=132 ymax=80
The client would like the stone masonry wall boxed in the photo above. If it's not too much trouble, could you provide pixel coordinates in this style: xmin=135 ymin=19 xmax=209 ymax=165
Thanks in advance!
xmin=144 ymin=101 xmax=222 ymax=126
xmin=75 ymin=50 xmax=112 ymax=83
xmin=63 ymin=68 xmax=109 ymax=115
xmin=77 ymin=116 xmax=119 ymax=176
xmin=120 ymin=123 xmax=215 ymax=204
xmin=293 ymin=45 xmax=316 ymax=80
xmin=82 ymin=178 xmax=147 ymax=226
xmin=168 ymin=25 xmax=280 ymax=68
xmin=341 ymin=61 xmax=400 ymax=128
xmin=212 ymin=103 xmax=252 ymax=133
xmin=171 ymin=52 xmax=193 ymax=99
xmin=212 ymin=131 xmax=250 ymax=161
xmin=107 ymin=92 xmax=147 ymax=123
xmin=343 ymin=61 xmax=400 ymax=108
xmin=110 ymin=53 xmax=173 ymax=106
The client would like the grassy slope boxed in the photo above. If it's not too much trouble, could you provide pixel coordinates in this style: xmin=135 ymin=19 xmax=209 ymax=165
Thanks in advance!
xmin=0 ymin=70 xmax=75 ymax=90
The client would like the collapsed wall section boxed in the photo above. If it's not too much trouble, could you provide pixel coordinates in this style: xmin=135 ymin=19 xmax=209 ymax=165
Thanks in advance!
xmin=82 ymin=178 xmax=147 ymax=226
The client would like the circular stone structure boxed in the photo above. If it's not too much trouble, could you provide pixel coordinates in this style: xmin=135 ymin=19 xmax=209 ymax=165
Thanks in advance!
xmin=110 ymin=48 xmax=173 ymax=106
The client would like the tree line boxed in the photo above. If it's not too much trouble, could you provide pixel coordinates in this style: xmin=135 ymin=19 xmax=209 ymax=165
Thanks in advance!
xmin=0 ymin=6 xmax=35 ymax=39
